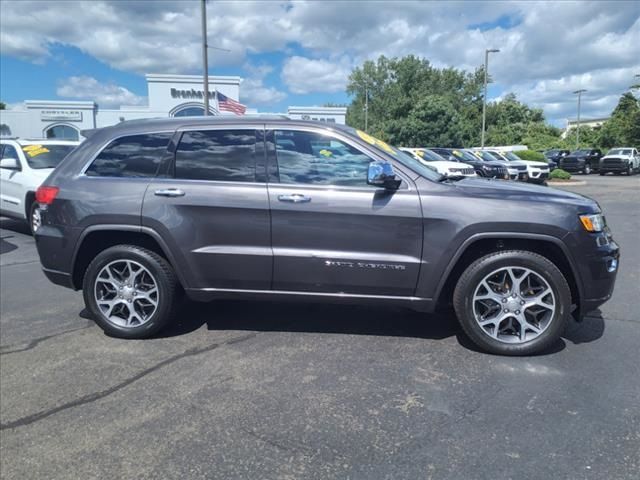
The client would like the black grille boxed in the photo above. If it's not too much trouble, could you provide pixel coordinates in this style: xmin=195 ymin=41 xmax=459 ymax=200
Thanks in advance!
xmin=514 ymin=164 xmax=527 ymax=171
xmin=602 ymin=158 xmax=623 ymax=167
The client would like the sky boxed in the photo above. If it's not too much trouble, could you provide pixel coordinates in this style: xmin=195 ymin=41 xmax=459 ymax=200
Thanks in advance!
xmin=0 ymin=0 xmax=638 ymax=126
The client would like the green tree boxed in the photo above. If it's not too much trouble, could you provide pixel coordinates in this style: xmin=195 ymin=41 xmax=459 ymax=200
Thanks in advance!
xmin=598 ymin=92 xmax=640 ymax=148
xmin=0 ymin=101 xmax=6 ymax=110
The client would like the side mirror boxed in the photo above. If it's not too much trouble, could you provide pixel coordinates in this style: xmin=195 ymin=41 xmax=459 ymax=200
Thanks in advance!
xmin=367 ymin=161 xmax=401 ymax=190
xmin=0 ymin=157 xmax=20 ymax=170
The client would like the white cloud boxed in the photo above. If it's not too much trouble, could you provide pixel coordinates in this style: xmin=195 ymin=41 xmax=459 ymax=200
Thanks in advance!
xmin=239 ymin=63 xmax=286 ymax=105
xmin=56 ymin=76 xmax=146 ymax=107
xmin=282 ymin=56 xmax=352 ymax=94
xmin=0 ymin=0 xmax=638 ymax=121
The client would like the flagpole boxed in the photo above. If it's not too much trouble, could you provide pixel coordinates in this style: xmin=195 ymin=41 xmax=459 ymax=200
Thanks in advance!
xmin=201 ymin=0 xmax=210 ymax=116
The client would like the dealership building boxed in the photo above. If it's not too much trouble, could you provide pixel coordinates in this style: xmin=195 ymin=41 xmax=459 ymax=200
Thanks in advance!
xmin=0 ymin=74 xmax=347 ymax=140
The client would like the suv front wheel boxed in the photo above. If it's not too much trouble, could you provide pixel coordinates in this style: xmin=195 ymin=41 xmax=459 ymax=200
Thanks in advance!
xmin=453 ymin=250 xmax=571 ymax=355
xmin=83 ymin=245 xmax=179 ymax=339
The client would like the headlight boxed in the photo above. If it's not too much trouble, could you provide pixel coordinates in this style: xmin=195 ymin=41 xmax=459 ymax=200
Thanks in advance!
xmin=579 ymin=213 xmax=605 ymax=232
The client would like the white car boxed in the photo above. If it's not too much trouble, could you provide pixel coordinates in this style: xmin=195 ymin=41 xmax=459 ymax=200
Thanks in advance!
xmin=599 ymin=148 xmax=640 ymax=176
xmin=1 ymin=138 xmax=79 ymax=232
xmin=488 ymin=150 xmax=550 ymax=184
xmin=401 ymin=148 xmax=476 ymax=178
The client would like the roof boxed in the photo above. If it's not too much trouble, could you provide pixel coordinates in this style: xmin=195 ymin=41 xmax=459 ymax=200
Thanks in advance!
xmin=1 ymin=138 xmax=80 ymax=145
xmin=91 ymin=115 xmax=353 ymax=137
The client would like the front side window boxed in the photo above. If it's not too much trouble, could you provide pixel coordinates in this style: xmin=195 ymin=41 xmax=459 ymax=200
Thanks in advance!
xmin=86 ymin=133 xmax=172 ymax=177
xmin=175 ymin=129 xmax=256 ymax=182
xmin=274 ymin=130 xmax=373 ymax=187
xmin=1 ymin=144 xmax=19 ymax=160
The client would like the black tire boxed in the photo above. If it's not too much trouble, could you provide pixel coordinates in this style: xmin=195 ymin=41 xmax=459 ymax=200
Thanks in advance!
xmin=626 ymin=163 xmax=633 ymax=176
xmin=28 ymin=200 xmax=39 ymax=235
xmin=83 ymin=245 xmax=179 ymax=339
xmin=599 ymin=171 xmax=605 ymax=176
xmin=453 ymin=250 xmax=571 ymax=356
xmin=583 ymin=163 xmax=591 ymax=175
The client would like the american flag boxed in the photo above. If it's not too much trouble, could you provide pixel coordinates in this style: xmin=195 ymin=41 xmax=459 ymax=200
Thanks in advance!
xmin=215 ymin=91 xmax=246 ymax=115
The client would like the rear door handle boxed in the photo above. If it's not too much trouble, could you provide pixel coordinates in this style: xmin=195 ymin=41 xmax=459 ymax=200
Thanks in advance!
xmin=278 ymin=194 xmax=311 ymax=203
xmin=154 ymin=188 xmax=185 ymax=197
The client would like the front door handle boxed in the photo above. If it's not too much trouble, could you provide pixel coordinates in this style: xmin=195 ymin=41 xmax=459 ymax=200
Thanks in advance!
xmin=278 ymin=194 xmax=311 ymax=203
xmin=154 ymin=188 xmax=185 ymax=197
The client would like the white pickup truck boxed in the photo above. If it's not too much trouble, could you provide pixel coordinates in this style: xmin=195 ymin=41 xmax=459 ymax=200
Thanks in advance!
xmin=401 ymin=148 xmax=476 ymax=178
xmin=599 ymin=148 xmax=640 ymax=176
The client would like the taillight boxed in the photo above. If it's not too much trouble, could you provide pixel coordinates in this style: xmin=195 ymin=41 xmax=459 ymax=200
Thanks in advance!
xmin=35 ymin=186 xmax=59 ymax=205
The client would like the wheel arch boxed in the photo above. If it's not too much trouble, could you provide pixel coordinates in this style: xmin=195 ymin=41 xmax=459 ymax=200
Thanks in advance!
xmin=434 ymin=233 xmax=582 ymax=315
xmin=71 ymin=225 xmax=187 ymax=290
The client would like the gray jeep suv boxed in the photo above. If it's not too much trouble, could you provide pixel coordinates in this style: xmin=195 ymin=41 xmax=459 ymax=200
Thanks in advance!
xmin=34 ymin=117 xmax=619 ymax=355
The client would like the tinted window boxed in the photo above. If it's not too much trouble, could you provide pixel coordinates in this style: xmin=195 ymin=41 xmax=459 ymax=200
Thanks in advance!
xmin=87 ymin=133 xmax=171 ymax=177
xmin=274 ymin=130 xmax=373 ymax=187
xmin=175 ymin=129 xmax=255 ymax=182
xmin=1 ymin=144 xmax=19 ymax=160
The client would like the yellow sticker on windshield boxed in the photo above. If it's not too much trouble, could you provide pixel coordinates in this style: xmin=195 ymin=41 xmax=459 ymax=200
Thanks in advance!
xmin=415 ymin=150 xmax=425 ymax=157
xmin=319 ymin=149 xmax=333 ymax=157
xmin=22 ymin=145 xmax=50 ymax=157
xmin=356 ymin=130 xmax=396 ymax=155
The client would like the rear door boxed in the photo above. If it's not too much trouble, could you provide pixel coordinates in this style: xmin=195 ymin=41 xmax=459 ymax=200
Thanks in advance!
xmin=142 ymin=126 xmax=271 ymax=291
xmin=266 ymin=126 xmax=423 ymax=296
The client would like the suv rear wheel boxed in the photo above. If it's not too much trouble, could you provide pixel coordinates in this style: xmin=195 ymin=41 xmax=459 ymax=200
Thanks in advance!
xmin=583 ymin=163 xmax=591 ymax=175
xmin=453 ymin=250 xmax=571 ymax=355
xmin=83 ymin=245 xmax=178 ymax=339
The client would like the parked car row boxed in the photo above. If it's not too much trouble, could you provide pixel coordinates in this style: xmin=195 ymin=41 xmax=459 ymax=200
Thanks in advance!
xmin=543 ymin=147 xmax=639 ymax=175
xmin=402 ymin=147 xmax=550 ymax=185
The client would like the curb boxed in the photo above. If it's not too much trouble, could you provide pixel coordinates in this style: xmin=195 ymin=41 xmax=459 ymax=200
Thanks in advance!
xmin=548 ymin=180 xmax=587 ymax=186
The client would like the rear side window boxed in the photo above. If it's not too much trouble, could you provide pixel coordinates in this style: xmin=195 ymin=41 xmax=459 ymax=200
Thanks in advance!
xmin=175 ymin=129 xmax=256 ymax=182
xmin=86 ymin=133 xmax=172 ymax=177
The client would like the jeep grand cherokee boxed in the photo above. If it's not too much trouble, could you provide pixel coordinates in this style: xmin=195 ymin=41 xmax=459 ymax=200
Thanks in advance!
xmin=34 ymin=117 xmax=619 ymax=355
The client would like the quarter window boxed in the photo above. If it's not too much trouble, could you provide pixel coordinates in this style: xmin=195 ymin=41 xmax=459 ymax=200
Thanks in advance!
xmin=86 ymin=133 xmax=172 ymax=177
xmin=274 ymin=130 xmax=373 ymax=187
xmin=175 ymin=129 xmax=256 ymax=182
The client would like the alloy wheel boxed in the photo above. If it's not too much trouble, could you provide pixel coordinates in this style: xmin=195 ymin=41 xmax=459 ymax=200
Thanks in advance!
xmin=472 ymin=266 xmax=556 ymax=344
xmin=94 ymin=260 xmax=159 ymax=328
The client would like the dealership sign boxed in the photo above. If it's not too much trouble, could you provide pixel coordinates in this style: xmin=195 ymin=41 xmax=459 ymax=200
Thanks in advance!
xmin=171 ymin=88 xmax=217 ymax=99
xmin=40 ymin=110 xmax=83 ymax=121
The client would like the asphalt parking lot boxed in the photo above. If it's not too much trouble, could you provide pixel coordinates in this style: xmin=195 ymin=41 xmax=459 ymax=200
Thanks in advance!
xmin=1 ymin=175 xmax=639 ymax=479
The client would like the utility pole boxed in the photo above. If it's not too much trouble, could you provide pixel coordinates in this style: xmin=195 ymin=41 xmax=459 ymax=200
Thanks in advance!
xmin=481 ymin=48 xmax=500 ymax=148
xmin=201 ymin=0 xmax=210 ymax=115
xmin=573 ymin=89 xmax=587 ymax=150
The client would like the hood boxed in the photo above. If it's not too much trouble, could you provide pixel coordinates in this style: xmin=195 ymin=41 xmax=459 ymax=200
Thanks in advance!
xmin=449 ymin=176 xmax=598 ymax=210
xmin=427 ymin=160 xmax=473 ymax=170
xmin=601 ymin=155 xmax=630 ymax=160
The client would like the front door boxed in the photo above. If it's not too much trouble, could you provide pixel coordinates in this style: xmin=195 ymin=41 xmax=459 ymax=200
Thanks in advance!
xmin=266 ymin=127 xmax=423 ymax=296
xmin=0 ymin=144 xmax=26 ymax=217
xmin=142 ymin=126 xmax=271 ymax=291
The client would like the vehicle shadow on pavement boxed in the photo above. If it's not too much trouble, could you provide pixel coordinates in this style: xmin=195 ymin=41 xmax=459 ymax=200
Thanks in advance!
xmin=0 ymin=235 xmax=18 ymax=255
xmin=0 ymin=217 xmax=31 ymax=236
xmin=158 ymin=299 xmax=458 ymax=342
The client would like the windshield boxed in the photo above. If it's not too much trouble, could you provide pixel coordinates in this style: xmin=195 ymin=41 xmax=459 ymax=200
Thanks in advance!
xmin=475 ymin=150 xmax=500 ymax=162
xmin=607 ymin=148 xmax=632 ymax=156
xmin=502 ymin=151 xmax=522 ymax=162
xmin=21 ymin=144 xmax=75 ymax=169
xmin=347 ymin=128 xmax=442 ymax=181
xmin=414 ymin=149 xmax=446 ymax=162
xmin=450 ymin=149 xmax=478 ymax=162
xmin=570 ymin=149 xmax=591 ymax=156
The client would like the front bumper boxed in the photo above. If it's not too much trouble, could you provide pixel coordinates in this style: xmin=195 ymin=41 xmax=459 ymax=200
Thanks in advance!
xmin=566 ymin=229 xmax=620 ymax=319
xmin=599 ymin=161 xmax=628 ymax=172
xmin=527 ymin=171 xmax=549 ymax=183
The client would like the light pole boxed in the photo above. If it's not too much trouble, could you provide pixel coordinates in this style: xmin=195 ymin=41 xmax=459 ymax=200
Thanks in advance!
xmin=363 ymin=84 xmax=369 ymax=132
xmin=573 ymin=89 xmax=587 ymax=150
xmin=201 ymin=0 xmax=210 ymax=115
xmin=481 ymin=48 xmax=500 ymax=148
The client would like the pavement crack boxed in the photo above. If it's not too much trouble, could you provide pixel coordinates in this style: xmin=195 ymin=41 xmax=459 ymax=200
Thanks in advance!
xmin=0 ymin=323 xmax=94 ymax=355
xmin=0 ymin=332 xmax=257 ymax=431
